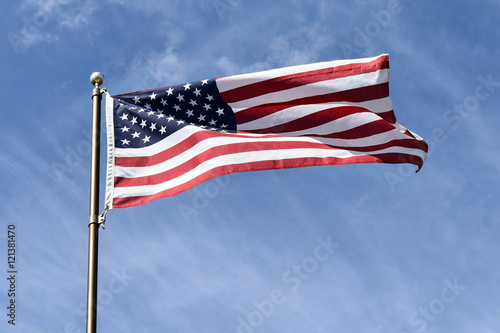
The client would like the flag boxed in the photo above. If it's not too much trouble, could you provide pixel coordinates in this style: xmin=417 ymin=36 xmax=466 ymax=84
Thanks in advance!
xmin=104 ymin=54 xmax=428 ymax=209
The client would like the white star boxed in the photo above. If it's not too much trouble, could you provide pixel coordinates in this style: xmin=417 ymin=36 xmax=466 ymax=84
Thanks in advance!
xmin=176 ymin=93 xmax=184 ymax=102
xmin=132 ymin=132 xmax=141 ymax=138
xmin=121 ymin=138 xmax=130 ymax=145
xmin=150 ymin=123 xmax=156 ymax=132
xmin=216 ymin=108 xmax=225 ymax=116
xmin=160 ymin=99 xmax=168 ymax=106
xmin=130 ymin=117 xmax=138 ymax=125
xmin=121 ymin=126 xmax=130 ymax=133
xmin=176 ymin=119 xmax=185 ymax=125
xmin=201 ymin=79 xmax=209 ymax=85
xmin=142 ymin=135 xmax=151 ymax=144
xmin=138 ymin=108 xmax=145 ymax=113
xmin=144 ymin=103 xmax=152 ymax=110
xmin=173 ymin=105 xmax=181 ymax=112
xmin=193 ymin=88 xmax=202 ymax=96
xmin=147 ymin=110 xmax=155 ymax=116
xmin=206 ymin=94 xmax=214 ymax=101
xmin=140 ymin=119 xmax=147 ymax=128
xmin=133 ymin=96 xmax=140 ymax=104
xmin=186 ymin=110 xmax=194 ymax=117
xmin=197 ymin=114 xmax=206 ymax=122
xmin=183 ymin=83 xmax=191 ymax=90
xmin=220 ymin=124 xmax=228 ymax=128
xmin=166 ymin=87 xmax=174 ymax=95
xmin=159 ymin=126 xmax=167 ymax=135
xmin=156 ymin=113 xmax=165 ymax=119
xmin=167 ymin=116 xmax=175 ymax=122
xmin=120 ymin=113 xmax=129 ymax=121
xmin=150 ymin=92 xmax=157 ymax=100
xmin=203 ymin=103 xmax=211 ymax=111
xmin=189 ymin=99 xmax=198 ymax=106
xmin=209 ymin=119 xmax=217 ymax=126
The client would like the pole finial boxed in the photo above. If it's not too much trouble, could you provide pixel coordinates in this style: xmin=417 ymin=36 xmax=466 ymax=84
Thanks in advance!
xmin=90 ymin=72 xmax=105 ymax=87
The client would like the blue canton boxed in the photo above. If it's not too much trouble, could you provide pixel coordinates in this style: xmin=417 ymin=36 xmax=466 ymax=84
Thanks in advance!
xmin=113 ymin=79 xmax=237 ymax=149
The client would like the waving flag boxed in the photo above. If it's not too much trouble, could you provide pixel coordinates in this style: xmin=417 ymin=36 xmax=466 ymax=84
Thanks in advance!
xmin=104 ymin=54 xmax=428 ymax=209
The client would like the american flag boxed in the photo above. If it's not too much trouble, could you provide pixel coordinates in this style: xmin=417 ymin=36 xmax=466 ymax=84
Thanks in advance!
xmin=104 ymin=54 xmax=428 ymax=209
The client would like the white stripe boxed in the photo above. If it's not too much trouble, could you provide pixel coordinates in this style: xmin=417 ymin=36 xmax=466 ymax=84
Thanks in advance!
xmin=115 ymin=130 xmax=326 ymax=178
xmin=266 ymin=112 xmax=383 ymax=137
xmin=114 ymin=123 xmax=418 ymax=180
xmin=310 ymin=128 xmax=415 ymax=148
xmin=114 ymin=125 xmax=276 ymax=158
xmin=113 ymin=144 xmax=422 ymax=199
xmin=227 ymin=69 xmax=389 ymax=111
xmin=238 ymin=98 xmax=393 ymax=131
xmin=216 ymin=54 xmax=387 ymax=93
xmin=115 ymin=125 xmax=204 ymax=158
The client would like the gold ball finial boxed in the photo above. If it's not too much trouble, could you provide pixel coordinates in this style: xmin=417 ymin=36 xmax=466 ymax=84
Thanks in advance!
xmin=90 ymin=72 xmax=105 ymax=87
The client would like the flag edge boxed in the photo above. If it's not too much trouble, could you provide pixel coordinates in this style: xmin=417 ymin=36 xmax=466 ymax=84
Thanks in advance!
xmin=104 ymin=92 xmax=116 ymax=210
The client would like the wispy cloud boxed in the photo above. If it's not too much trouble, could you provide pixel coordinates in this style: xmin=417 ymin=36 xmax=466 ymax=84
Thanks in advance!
xmin=8 ymin=0 xmax=97 ymax=53
xmin=59 ymin=1 xmax=96 ymax=29
xmin=7 ymin=29 xmax=59 ymax=53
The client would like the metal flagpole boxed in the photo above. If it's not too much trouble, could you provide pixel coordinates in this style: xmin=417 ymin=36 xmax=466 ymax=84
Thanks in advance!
xmin=86 ymin=72 xmax=105 ymax=333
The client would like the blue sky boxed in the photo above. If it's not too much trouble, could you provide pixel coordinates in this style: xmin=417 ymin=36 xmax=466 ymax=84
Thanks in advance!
xmin=1 ymin=0 xmax=499 ymax=332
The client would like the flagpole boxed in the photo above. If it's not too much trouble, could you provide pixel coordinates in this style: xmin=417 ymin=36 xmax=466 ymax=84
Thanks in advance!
xmin=86 ymin=72 xmax=105 ymax=333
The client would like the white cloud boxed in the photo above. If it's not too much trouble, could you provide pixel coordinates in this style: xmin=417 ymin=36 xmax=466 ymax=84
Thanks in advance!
xmin=109 ymin=46 xmax=187 ymax=94
xmin=59 ymin=1 xmax=96 ymax=29
xmin=7 ymin=29 xmax=59 ymax=53
xmin=8 ymin=0 xmax=96 ymax=53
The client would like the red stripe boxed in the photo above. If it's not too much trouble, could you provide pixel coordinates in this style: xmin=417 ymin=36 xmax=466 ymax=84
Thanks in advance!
xmin=323 ymin=138 xmax=428 ymax=153
xmin=245 ymin=106 xmax=365 ymax=134
xmin=308 ymin=119 xmax=395 ymax=140
xmin=220 ymin=56 xmax=389 ymax=103
xmin=115 ymin=130 xmax=283 ymax=168
xmin=235 ymin=82 xmax=394 ymax=125
xmin=115 ymin=140 xmax=337 ymax=187
xmin=116 ymin=120 xmax=427 ymax=171
xmin=246 ymin=107 xmax=391 ymax=135
xmin=112 ymin=150 xmax=423 ymax=209
xmin=115 ymin=135 xmax=427 ymax=188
